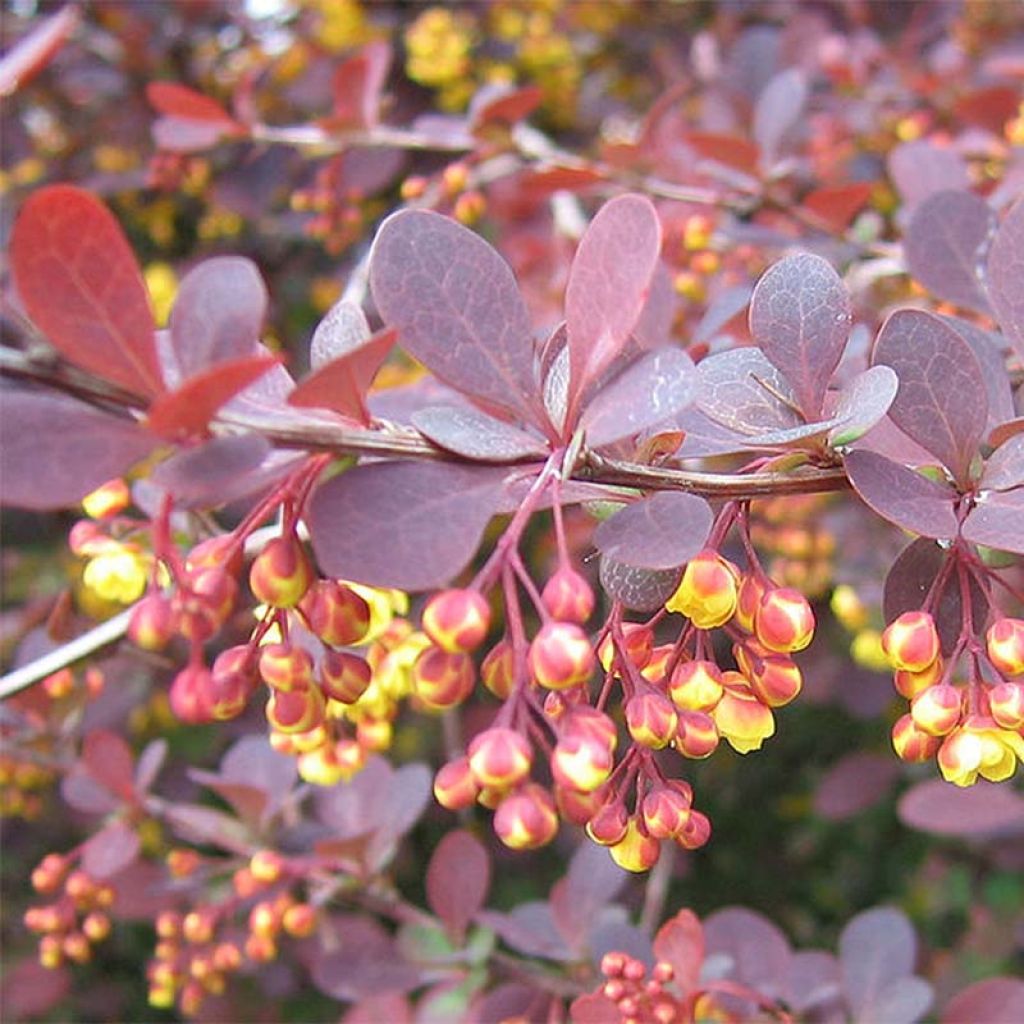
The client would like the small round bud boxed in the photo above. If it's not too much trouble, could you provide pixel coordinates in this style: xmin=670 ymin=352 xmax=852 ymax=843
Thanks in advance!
xmin=249 ymin=536 xmax=314 ymax=609
xmin=674 ymin=710 xmax=720 ymax=759
xmin=128 ymin=594 xmax=176 ymax=651
xmin=186 ymin=535 xmax=244 ymax=578
xmin=265 ymin=686 xmax=324 ymax=734
xmin=891 ymin=713 xmax=943 ymax=763
xmin=986 ymin=617 xmax=1024 ymax=677
xmin=625 ymin=691 xmax=678 ymax=749
xmin=259 ymin=643 xmax=315 ymax=692
xmin=209 ymin=645 xmax=258 ymax=720
xmin=609 ymin=819 xmax=660 ymax=873
xmin=169 ymin=665 xmax=215 ymax=724
xmin=555 ymin=782 xmax=610 ymax=826
xmin=881 ymin=611 xmax=940 ymax=672
xmin=82 ymin=478 xmax=131 ymax=520
xmin=541 ymin=567 xmax=595 ymax=624
xmin=669 ymin=660 xmax=724 ymax=712
xmin=893 ymin=657 xmax=943 ymax=699
xmin=433 ymin=756 xmax=481 ymax=810
xmin=737 ymin=645 xmax=803 ymax=708
xmin=598 ymin=623 xmax=653 ymax=672
xmin=676 ymin=809 xmax=712 ymax=850
xmin=586 ymin=801 xmax=630 ymax=846
xmin=481 ymin=640 xmax=515 ymax=699
xmin=282 ymin=903 xmax=317 ymax=938
xmin=468 ymin=727 xmax=533 ymax=789
xmin=910 ymin=684 xmax=962 ymax=736
xmin=551 ymin=734 xmax=614 ymax=793
xmin=249 ymin=850 xmax=285 ymax=884
xmin=493 ymin=784 xmax=559 ymax=850
xmin=412 ymin=647 xmax=476 ymax=709
xmin=642 ymin=786 xmax=692 ymax=839
xmin=183 ymin=909 xmax=216 ymax=945
xmin=421 ymin=589 xmax=491 ymax=653
xmin=175 ymin=567 xmax=237 ymax=641
xmin=529 ymin=622 xmax=595 ymax=690
xmin=666 ymin=550 xmax=738 ymax=629
xmin=300 ymin=580 xmax=371 ymax=647
xmin=735 ymin=574 xmax=768 ymax=633
xmin=989 ymin=681 xmax=1024 ymax=730
xmin=754 ymin=587 xmax=815 ymax=653
xmin=82 ymin=911 xmax=111 ymax=942
xmin=319 ymin=650 xmax=372 ymax=704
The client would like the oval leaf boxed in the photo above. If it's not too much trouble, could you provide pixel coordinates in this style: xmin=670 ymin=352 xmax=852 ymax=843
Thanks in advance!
xmin=696 ymin=347 xmax=803 ymax=436
xmin=753 ymin=67 xmax=807 ymax=168
xmin=703 ymin=907 xmax=792 ymax=1000
xmin=829 ymin=365 xmax=899 ymax=447
xmin=749 ymin=252 xmax=852 ymax=420
xmin=426 ymin=830 xmax=490 ymax=945
xmin=566 ymin=194 xmax=662 ymax=416
xmin=888 ymin=141 xmax=969 ymax=211
xmin=839 ymin=906 xmax=921 ymax=1022
xmin=980 ymin=435 xmax=1024 ymax=492
xmin=580 ymin=348 xmax=696 ymax=448
xmin=941 ymin=977 xmax=1024 ymax=1024
xmin=10 ymin=185 xmax=163 ymax=396
xmin=308 ymin=461 xmax=507 ymax=591
xmin=986 ymin=197 xmax=1024 ymax=360
xmin=0 ymin=5 xmax=79 ymax=96
xmin=598 ymin=557 xmax=682 ymax=612
xmin=0 ymin=392 xmax=157 ymax=510
xmin=412 ymin=405 xmax=548 ymax=462
xmin=369 ymin=209 xmax=542 ymax=426
xmin=652 ymin=910 xmax=704 ymax=997
xmin=81 ymin=820 xmax=140 ymax=879
xmin=593 ymin=492 xmax=712 ymax=570
xmin=311 ymin=301 xmax=371 ymax=368
xmin=844 ymin=449 xmax=959 ymax=539
xmin=962 ymin=487 xmax=1024 ymax=555
xmin=872 ymin=309 xmax=988 ymax=483
xmin=899 ymin=779 xmax=1024 ymax=837
xmin=904 ymin=191 xmax=995 ymax=315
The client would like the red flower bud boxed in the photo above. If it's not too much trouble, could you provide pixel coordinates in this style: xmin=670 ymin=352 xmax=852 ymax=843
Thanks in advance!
xmin=174 ymin=567 xmax=237 ymax=641
xmin=669 ymin=660 xmax=724 ymax=712
xmin=674 ymin=710 xmax=720 ymax=759
xmin=300 ymin=580 xmax=370 ymax=647
xmin=881 ymin=611 xmax=940 ymax=672
xmin=666 ymin=550 xmax=739 ymax=629
xmin=421 ymin=589 xmax=491 ymax=653
xmin=412 ymin=647 xmax=476 ymax=709
xmin=586 ymin=801 xmax=630 ymax=846
xmin=249 ymin=536 xmax=314 ymax=609
xmin=754 ymin=586 xmax=815 ymax=653
xmin=258 ymin=642 xmax=315 ymax=692
xmin=494 ymin=784 xmax=558 ymax=850
xmin=529 ymin=622 xmax=595 ymax=690
xmin=625 ymin=691 xmax=678 ymax=749
xmin=551 ymin=733 xmax=615 ymax=793
xmin=598 ymin=623 xmax=653 ymax=672
xmin=128 ymin=594 xmax=176 ymax=651
xmin=265 ymin=686 xmax=324 ymax=734
xmin=910 ymin=683 xmax=962 ymax=736
xmin=893 ymin=657 xmax=943 ymax=699
xmin=986 ymin=617 xmax=1024 ymax=677
xmin=555 ymin=782 xmax=610 ymax=825
xmin=481 ymin=639 xmax=515 ymax=699
xmin=434 ymin=756 xmax=481 ymax=810
xmin=541 ymin=567 xmax=595 ymax=624
xmin=735 ymin=573 xmax=768 ymax=633
xmin=169 ymin=665 xmax=215 ymax=724
xmin=319 ymin=650 xmax=372 ymax=704
xmin=468 ymin=727 xmax=533 ymax=789
xmin=989 ymin=681 xmax=1024 ymax=730
xmin=676 ymin=809 xmax=712 ymax=850
xmin=738 ymin=645 xmax=803 ymax=708
xmin=609 ymin=819 xmax=660 ymax=872
xmin=186 ymin=535 xmax=243 ymax=578
xmin=642 ymin=785 xmax=692 ymax=839
xmin=891 ymin=713 xmax=943 ymax=763
xmin=209 ymin=645 xmax=258 ymax=720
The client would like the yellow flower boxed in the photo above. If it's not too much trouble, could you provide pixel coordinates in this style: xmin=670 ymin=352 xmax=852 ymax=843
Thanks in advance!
xmin=937 ymin=721 xmax=1024 ymax=787
xmin=82 ymin=546 xmax=149 ymax=604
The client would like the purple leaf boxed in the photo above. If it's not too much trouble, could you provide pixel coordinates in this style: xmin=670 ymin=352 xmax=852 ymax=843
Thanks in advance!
xmin=366 ymin=762 xmax=432 ymax=871
xmin=904 ymin=191 xmax=995 ymax=315
xmin=308 ymin=461 xmax=507 ymax=590
xmin=570 ymin=993 xmax=621 ymax=1024
xmin=883 ymin=538 xmax=988 ymax=656
xmin=888 ymin=141 xmax=969 ymax=211
xmin=312 ymin=916 xmax=421 ymax=999
xmin=838 ymin=907 xmax=925 ymax=1023
xmin=632 ymin=264 xmax=676 ymax=350
xmin=749 ymin=253 xmax=852 ymax=420
xmin=426 ymin=830 xmax=490 ymax=945
xmin=579 ymin=348 xmax=697 ymax=447
xmin=412 ymin=405 xmax=548 ymax=462
xmin=588 ymin=914 xmax=653 ymax=970
xmin=310 ymin=301 xmax=370 ymax=368
xmin=314 ymin=756 xmax=391 ymax=838
xmin=962 ymin=487 xmax=1024 ymax=554
xmin=753 ymin=68 xmax=807 ymax=169
xmin=474 ymin=985 xmax=547 ymax=1024
xmin=941 ymin=316 xmax=1015 ymax=433
xmin=829 ymin=365 xmax=899 ymax=447
xmin=81 ymin=820 xmax=140 ymax=879
xmin=696 ymin=347 xmax=803 ymax=435
xmin=872 ymin=309 xmax=988 ymax=483
xmin=866 ymin=978 xmax=934 ymax=1024
xmin=369 ymin=209 xmax=542 ymax=426
xmin=0 ymin=959 xmax=70 ymax=1023
xmin=899 ymin=779 xmax=1024 ymax=837
xmin=168 ymin=257 xmax=266 ymax=378
xmin=593 ymin=492 xmax=713 ymax=570
xmin=550 ymin=841 xmax=629 ymax=950
xmin=0 ymin=392 xmax=156 ymax=509
xmin=599 ymin=557 xmax=682 ymax=612
xmin=941 ymin=978 xmax=1024 ymax=1024
xmin=134 ymin=738 xmax=168 ymax=795
xmin=813 ymin=752 xmax=900 ymax=821
xmin=0 ymin=5 xmax=79 ymax=95
xmin=566 ymin=194 xmax=662 ymax=418
xmin=703 ymin=907 xmax=792 ymax=1002
xmin=164 ymin=802 xmax=252 ymax=851
xmin=652 ymin=910 xmax=704 ymax=997
xmin=343 ymin=994 xmax=413 ymax=1024
xmin=786 ymin=951 xmax=843 ymax=1017
xmin=61 ymin=770 xmax=119 ymax=815
xmin=477 ymin=903 xmax=574 ymax=962
xmin=981 ymin=435 xmax=1024 ymax=492
xmin=693 ymin=285 xmax=751 ymax=345
xmin=986 ymin=197 xmax=1024 ymax=359
xmin=82 ymin=730 xmax=135 ymax=801
xmin=844 ymin=450 xmax=958 ymax=539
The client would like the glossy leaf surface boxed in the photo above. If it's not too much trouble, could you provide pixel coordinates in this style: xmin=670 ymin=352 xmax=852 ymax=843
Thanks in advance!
xmin=872 ymin=309 xmax=987 ymax=483
xmin=695 ymin=347 xmax=802 ymax=436
xmin=310 ymin=301 xmax=371 ymax=368
xmin=10 ymin=185 xmax=163 ymax=396
xmin=828 ymin=365 xmax=899 ymax=446
xmin=308 ymin=461 xmax=507 ymax=590
xmin=369 ymin=209 xmax=542 ymax=426
xmin=593 ymin=492 xmax=713 ymax=570
xmin=962 ymin=487 xmax=1024 ymax=554
xmin=749 ymin=252 xmax=851 ymax=419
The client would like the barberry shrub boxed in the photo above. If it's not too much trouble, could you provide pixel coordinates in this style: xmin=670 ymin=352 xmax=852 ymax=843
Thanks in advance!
xmin=2 ymin=2 xmax=1024 ymax=1022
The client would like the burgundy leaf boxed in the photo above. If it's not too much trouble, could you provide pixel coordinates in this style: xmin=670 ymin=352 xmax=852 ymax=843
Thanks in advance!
xmin=566 ymin=194 xmax=662 ymax=417
xmin=147 ymin=81 xmax=240 ymax=124
xmin=0 ymin=958 xmax=70 ymax=1021
xmin=580 ymin=348 xmax=697 ymax=448
xmin=883 ymin=537 xmax=988 ymax=656
xmin=838 ymin=907 xmax=926 ymax=1023
xmin=369 ymin=209 xmax=542 ymax=426
xmin=899 ymin=779 xmax=1024 ymax=837
xmin=904 ymin=191 xmax=995 ymax=315
xmin=696 ymin=347 xmax=803 ymax=436
xmin=786 ymin=951 xmax=843 ymax=1017
xmin=588 ymin=915 xmax=653 ymax=971
xmin=186 ymin=773 xmax=270 ymax=827
xmin=550 ymin=842 xmax=629 ymax=950
xmin=599 ymin=557 xmax=682 ymax=612
xmin=82 ymin=729 xmax=136 ymax=802
xmin=469 ymin=83 xmax=543 ymax=128
xmin=81 ymin=820 xmax=141 ymax=879
xmin=989 ymin=417 xmax=1024 ymax=448
xmin=0 ymin=392 xmax=157 ymax=509
xmin=220 ymin=734 xmax=298 ymax=802
xmin=426 ymin=830 xmax=490 ymax=944
xmin=962 ymin=487 xmax=1024 ymax=555
xmin=314 ymin=757 xmax=392 ymax=838
xmin=813 ymin=752 xmax=900 ymax=821
xmin=570 ymin=993 xmax=620 ymax=1024
xmin=366 ymin=762 xmax=433 ymax=872
xmin=288 ymin=327 xmax=396 ymax=426
xmin=331 ymin=41 xmax=391 ymax=129
xmin=888 ymin=141 xmax=969 ymax=211
xmin=980 ymin=435 xmax=1024 ymax=491
xmin=412 ymin=405 xmax=548 ymax=462
xmin=311 ymin=918 xmax=421 ymax=999
xmin=941 ymin=316 xmax=1015 ymax=433
xmin=308 ymin=461 xmax=507 ymax=591
xmin=342 ymin=994 xmax=413 ymax=1024
xmin=0 ymin=5 xmax=79 ymax=96
xmin=703 ymin=907 xmax=792 ymax=1001
xmin=152 ymin=117 xmax=232 ymax=152
xmin=149 ymin=435 xmax=280 ymax=508
xmin=749 ymin=253 xmax=852 ymax=420
xmin=472 ymin=984 xmax=548 ymax=1024
xmin=801 ymin=183 xmax=873 ymax=233
xmin=108 ymin=861 xmax=174 ymax=921
xmin=476 ymin=903 xmax=574 ymax=962
xmin=941 ymin=977 xmax=1024 ymax=1024
xmin=872 ymin=309 xmax=988 ymax=483
xmin=10 ymin=185 xmax=164 ymax=397
xmin=168 ymin=256 xmax=267 ymax=378
xmin=146 ymin=354 xmax=278 ymax=439
xmin=829 ymin=365 xmax=899 ymax=447
xmin=134 ymin=738 xmax=168 ymax=795
xmin=753 ymin=67 xmax=807 ymax=169
xmin=164 ymin=803 xmax=252 ymax=851
xmin=310 ymin=301 xmax=370 ymax=368
xmin=61 ymin=770 xmax=119 ymax=815
xmin=593 ymin=492 xmax=713 ymax=570
xmin=986 ymin=196 xmax=1024 ymax=359
xmin=844 ymin=449 xmax=958 ymax=538
xmin=686 ymin=132 xmax=760 ymax=175
xmin=652 ymin=910 xmax=704 ymax=997
xmin=692 ymin=284 xmax=751 ymax=345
